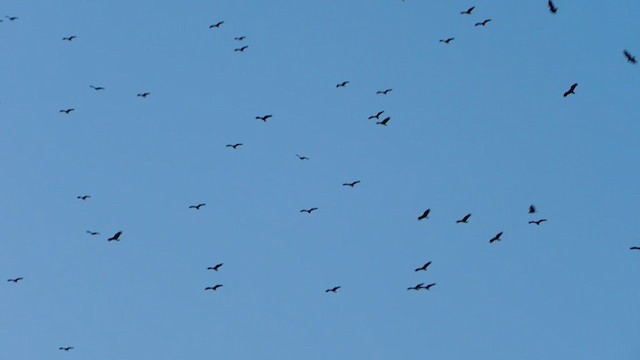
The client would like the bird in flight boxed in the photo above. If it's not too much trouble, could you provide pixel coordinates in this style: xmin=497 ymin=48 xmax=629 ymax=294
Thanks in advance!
xmin=256 ymin=114 xmax=273 ymax=122
xmin=234 ymin=36 xmax=246 ymax=41
xmin=189 ymin=203 xmax=206 ymax=210
xmin=86 ymin=231 xmax=100 ymax=236
xmin=456 ymin=213 xmax=471 ymax=223
xmin=59 ymin=347 xmax=74 ymax=351
xmin=342 ymin=180 xmax=360 ymax=187
xmin=296 ymin=154 xmax=309 ymax=160
xmin=209 ymin=21 xmax=224 ymax=28
xmin=439 ymin=38 xmax=455 ymax=44
xmin=563 ymin=83 xmax=578 ymax=97
xmin=529 ymin=219 xmax=548 ymax=225
xmin=205 ymin=284 xmax=223 ymax=291
xmin=5 ymin=16 xmax=18 ymax=21
xmin=489 ymin=232 xmax=503 ymax=243
xmin=90 ymin=85 xmax=105 ymax=91
xmin=234 ymin=46 xmax=248 ymax=52
xmin=77 ymin=195 xmax=91 ymax=200
xmin=137 ymin=92 xmax=151 ymax=98
xmin=630 ymin=247 xmax=640 ymax=251
xmin=376 ymin=89 xmax=392 ymax=95
xmin=207 ymin=263 xmax=223 ymax=271
xmin=368 ymin=111 xmax=384 ymax=120
xmin=108 ymin=231 xmax=122 ymax=242
xmin=460 ymin=6 xmax=475 ymax=15
xmin=475 ymin=19 xmax=492 ymax=27
xmin=376 ymin=117 xmax=390 ymax=126
xmin=417 ymin=209 xmax=430 ymax=221
xmin=7 ymin=277 xmax=23 ymax=283
xmin=336 ymin=81 xmax=349 ymax=88
xmin=62 ymin=36 xmax=77 ymax=41
xmin=325 ymin=286 xmax=341 ymax=293
xmin=423 ymin=283 xmax=436 ymax=290
xmin=226 ymin=143 xmax=243 ymax=149
xmin=414 ymin=261 xmax=432 ymax=272
xmin=60 ymin=108 xmax=75 ymax=114
xmin=407 ymin=283 xmax=425 ymax=291
xmin=548 ymin=0 xmax=558 ymax=14
xmin=300 ymin=207 xmax=318 ymax=214
xmin=529 ymin=205 xmax=536 ymax=214
xmin=623 ymin=50 xmax=637 ymax=64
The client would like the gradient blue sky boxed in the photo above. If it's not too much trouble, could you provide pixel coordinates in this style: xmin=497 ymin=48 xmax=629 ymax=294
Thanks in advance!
xmin=1 ymin=0 xmax=639 ymax=359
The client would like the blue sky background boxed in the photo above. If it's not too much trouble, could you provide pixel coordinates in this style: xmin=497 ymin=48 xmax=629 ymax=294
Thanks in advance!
xmin=1 ymin=0 xmax=639 ymax=359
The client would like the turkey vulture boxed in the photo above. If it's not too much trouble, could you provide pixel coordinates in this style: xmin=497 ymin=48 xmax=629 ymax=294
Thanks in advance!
xmin=205 ymin=284 xmax=223 ymax=291
xmin=62 ymin=36 xmax=77 ymax=41
xmin=300 ymin=208 xmax=318 ymax=214
xmin=86 ymin=231 xmax=100 ymax=236
xmin=137 ymin=92 xmax=151 ymax=97
xmin=325 ymin=286 xmax=341 ymax=293
xmin=77 ymin=195 xmax=91 ymax=200
xmin=342 ymin=181 xmax=360 ymax=187
xmin=234 ymin=46 xmax=248 ymax=52
xmin=529 ymin=219 xmax=547 ymax=225
xmin=475 ymin=19 xmax=492 ymax=26
xmin=89 ymin=85 xmax=105 ymax=91
xmin=207 ymin=263 xmax=224 ymax=271
xmin=563 ymin=83 xmax=578 ymax=97
xmin=439 ymin=38 xmax=455 ymax=44
xmin=7 ymin=278 xmax=23 ymax=283
xmin=234 ymin=36 xmax=246 ymax=41
xmin=368 ymin=111 xmax=384 ymax=120
xmin=456 ymin=213 xmax=471 ymax=223
xmin=529 ymin=205 xmax=536 ymax=214
xmin=336 ymin=81 xmax=349 ymax=88
xmin=59 ymin=347 xmax=74 ymax=351
xmin=423 ymin=283 xmax=436 ymax=290
xmin=489 ymin=232 xmax=503 ymax=243
xmin=376 ymin=117 xmax=390 ymax=126
xmin=226 ymin=143 xmax=243 ymax=149
xmin=296 ymin=154 xmax=310 ymax=160
xmin=414 ymin=261 xmax=432 ymax=272
xmin=460 ymin=6 xmax=475 ymax=15
xmin=60 ymin=108 xmax=75 ymax=114
xmin=108 ymin=231 xmax=122 ymax=242
xmin=629 ymin=247 xmax=640 ymax=250
xmin=256 ymin=114 xmax=273 ymax=122
xmin=623 ymin=50 xmax=637 ymax=64
xmin=209 ymin=21 xmax=224 ymax=28
xmin=548 ymin=0 xmax=558 ymax=14
xmin=407 ymin=283 xmax=425 ymax=291
xmin=417 ymin=209 xmax=430 ymax=221
xmin=189 ymin=203 xmax=206 ymax=210
xmin=376 ymin=89 xmax=392 ymax=95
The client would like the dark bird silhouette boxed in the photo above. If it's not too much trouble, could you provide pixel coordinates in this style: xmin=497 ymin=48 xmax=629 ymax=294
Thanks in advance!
xmin=630 ymin=247 xmax=640 ymax=250
xmin=623 ymin=50 xmax=637 ymax=64
xmin=439 ymin=38 xmax=455 ymax=44
xmin=226 ymin=143 xmax=243 ymax=149
xmin=108 ymin=231 xmax=122 ymax=242
xmin=234 ymin=36 xmax=246 ymax=41
xmin=5 ymin=16 xmax=18 ymax=21
xmin=86 ymin=231 xmax=100 ymax=236
xmin=407 ymin=283 xmax=425 ymax=291
xmin=563 ymin=83 xmax=578 ymax=97
xmin=423 ymin=283 xmax=436 ymax=290
xmin=529 ymin=219 xmax=548 ymax=225
xmin=209 ymin=21 xmax=224 ymax=28
xmin=376 ymin=117 xmax=390 ymax=126
xmin=417 ymin=209 xmax=430 ymax=221
xmin=90 ymin=85 xmax=105 ymax=91
xmin=300 ymin=207 xmax=318 ymax=214
xmin=207 ymin=263 xmax=224 ymax=271
xmin=59 ymin=347 xmax=74 ymax=351
xmin=368 ymin=111 xmax=384 ymax=120
xmin=342 ymin=181 xmax=360 ymax=187
xmin=456 ymin=213 xmax=472 ymax=223
xmin=336 ymin=81 xmax=349 ymax=88
xmin=376 ymin=89 xmax=392 ymax=95
xmin=77 ymin=195 xmax=91 ymax=200
xmin=205 ymin=284 xmax=223 ymax=291
xmin=548 ymin=0 xmax=558 ymax=14
xmin=234 ymin=46 xmax=248 ymax=52
xmin=256 ymin=114 xmax=273 ymax=122
xmin=414 ymin=261 xmax=432 ymax=272
xmin=475 ymin=19 xmax=492 ymax=26
xmin=7 ymin=278 xmax=23 ymax=283
xmin=137 ymin=92 xmax=151 ymax=98
xmin=529 ymin=205 xmax=536 ymax=214
xmin=60 ymin=108 xmax=75 ymax=114
xmin=62 ymin=36 xmax=77 ymax=41
xmin=325 ymin=286 xmax=341 ymax=293
xmin=189 ymin=203 xmax=206 ymax=210
xmin=296 ymin=154 xmax=309 ymax=160
xmin=489 ymin=232 xmax=503 ymax=243
xmin=460 ymin=6 xmax=475 ymax=15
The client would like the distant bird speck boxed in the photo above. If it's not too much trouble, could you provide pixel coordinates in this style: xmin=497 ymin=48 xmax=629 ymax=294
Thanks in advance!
xmin=296 ymin=154 xmax=310 ymax=160
xmin=489 ymin=232 xmax=503 ymax=243
xmin=325 ymin=286 xmax=341 ymax=293
xmin=189 ymin=203 xmax=206 ymax=210
xmin=376 ymin=117 xmax=390 ymax=126
xmin=209 ymin=21 xmax=224 ymax=29
xmin=368 ymin=111 xmax=384 ymax=120
xmin=460 ymin=6 xmax=475 ymax=15
xmin=417 ymin=209 xmax=430 ymax=221
xmin=529 ymin=205 xmax=536 ymax=214
xmin=456 ymin=213 xmax=472 ymax=223
xmin=300 ymin=207 xmax=318 ymax=214
xmin=256 ymin=114 xmax=273 ymax=122
xmin=342 ymin=181 xmax=360 ymax=187
xmin=108 ymin=231 xmax=122 ymax=242
xmin=439 ymin=38 xmax=455 ymax=44
xmin=234 ymin=46 xmax=248 ymax=52
xmin=59 ymin=347 xmax=74 ymax=352
xmin=563 ymin=83 xmax=578 ymax=97
xmin=90 ymin=85 xmax=105 ymax=91
xmin=77 ymin=195 xmax=91 ymax=200
xmin=60 ymin=108 xmax=75 ymax=114
xmin=234 ymin=36 xmax=246 ymax=41
xmin=205 ymin=284 xmax=223 ymax=291
xmin=62 ymin=36 xmax=77 ymax=41
xmin=207 ymin=263 xmax=223 ymax=271
xmin=475 ymin=19 xmax=492 ymax=27
xmin=414 ymin=261 xmax=432 ymax=272
xmin=7 ymin=277 xmax=23 ymax=283
xmin=376 ymin=89 xmax=392 ymax=95
xmin=137 ymin=92 xmax=151 ymax=98
xmin=226 ymin=143 xmax=243 ymax=149
xmin=529 ymin=219 xmax=548 ymax=225
xmin=336 ymin=81 xmax=349 ymax=88
xmin=623 ymin=50 xmax=637 ymax=64
xmin=86 ymin=231 xmax=100 ymax=236
xmin=548 ymin=0 xmax=558 ymax=14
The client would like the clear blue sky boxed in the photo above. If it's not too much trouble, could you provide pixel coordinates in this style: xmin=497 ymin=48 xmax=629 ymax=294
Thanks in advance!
xmin=1 ymin=0 xmax=639 ymax=359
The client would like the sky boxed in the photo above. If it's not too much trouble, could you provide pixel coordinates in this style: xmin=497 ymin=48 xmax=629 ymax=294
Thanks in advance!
xmin=1 ymin=0 xmax=639 ymax=359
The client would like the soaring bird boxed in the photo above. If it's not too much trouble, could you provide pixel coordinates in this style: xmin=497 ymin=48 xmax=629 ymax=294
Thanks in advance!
xmin=407 ymin=283 xmax=425 ymax=291
xmin=207 ymin=263 xmax=224 ymax=271
xmin=376 ymin=89 xmax=392 ymax=95
xmin=336 ymin=81 xmax=349 ymax=88
xmin=5 ymin=16 xmax=18 ymax=21
xmin=414 ymin=261 xmax=432 ymax=272
xmin=563 ymin=83 xmax=578 ymax=97
xmin=623 ymin=50 xmax=637 ymax=64
xmin=376 ymin=117 xmax=390 ymax=126
xmin=205 ymin=284 xmax=223 ymax=291
xmin=60 ymin=108 xmax=75 ymax=114
xmin=108 ymin=231 xmax=122 ymax=242
xmin=62 ymin=36 xmax=77 ymax=41
xmin=489 ymin=232 xmax=503 ymax=243
xmin=342 ymin=181 xmax=360 ymax=187
xmin=90 ymin=85 xmax=105 ymax=91
xmin=423 ymin=283 xmax=436 ymax=290
xmin=529 ymin=219 xmax=547 ymax=225
xmin=59 ymin=347 xmax=74 ymax=351
xmin=456 ymin=213 xmax=471 ymax=223
xmin=460 ymin=6 xmax=475 ymax=15
xmin=234 ymin=36 xmax=246 ymax=41
xmin=137 ymin=92 xmax=151 ymax=98
xmin=226 ymin=143 xmax=243 ymax=149
xmin=296 ymin=154 xmax=310 ymax=160
xmin=475 ymin=19 xmax=492 ymax=26
xmin=325 ymin=286 xmax=341 ymax=293
xmin=256 ymin=114 xmax=273 ymax=122
xmin=189 ymin=203 xmax=206 ymax=210
xmin=417 ymin=209 xmax=430 ymax=221
xmin=300 ymin=208 xmax=318 ymax=214
xmin=7 ymin=278 xmax=23 ymax=283
xmin=548 ymin=0 xmax=558 ymax=14
xmin=439 ymin=38 xmax=455 ymax=44
xmin=234 ymin=46 xmax=248 ymax=52
xmin=86 ymin=231 xmax=100 ymax=236
xmin=630 ymin=247 xmax=640 ymax=251
xmin=368 ymin=111 xmax=384 ymax=120
xmin=529 ymin=205 xmax=536 ymax=214
xmin=209 ymin=21 xmax=224 ymax=28
xmin=77 ymin=195 xmax=91 ymax=200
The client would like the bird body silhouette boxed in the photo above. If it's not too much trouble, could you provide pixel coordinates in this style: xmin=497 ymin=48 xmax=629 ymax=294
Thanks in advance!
xmin=256 ymin=114 xmax=273 ymax=122
xmin=414 ymin=261 xmax=432 ymax=272
xmin=108 ymin=231 xmax=122 ymax=242
xmin=7 ymin=277 xmax=23 ymax=283
xmin=460 ymin=6 xmax=475 ymax=15
xmin=376 ymin=117 xmax=390 ymax=126
xmin=207 ymin=263 xmax=224 ymax=271
xmin=59 ymin=347 xmax=74 ymax=351
xmin=189 ymin=203 xmax=206 ymax=210
xmin=489 ymin=232 xmax=503 ymax=243
xmin=137 ymin=92 xmax=151 ymax=98
xmin=325 ymin=286 xmax=341 ymax=293
xmin=336 ymin=81 xmax=349 ymax=88
xmin=475 ymin=19 xmax=492 ymax=27
xmin=529 ymin=219 xmax=547 ymax=225
xmin=209 ymin=21 xmax=224 ymax=28
xmin=529 ymin=205 xmax=536 ymax=214
xmin=234 ymin=36 xmax=246 ymax=41
xmin=376 ymin=89 xmax=392 ymax=95
xmin=234 ymin=46 xmax=248 ymax=52
xmin=368 ymin=111 xmax=384 ymax=120
xmin=456 ymin=213 xmax=471 ymax=223
xmin=90 ymin=85 xmax=105 ymax=91
xmin=407 ymin=283 xmax=425 ymax=291
xmin=60 ymin=108 xmax=75 ymax=114
xmin=86 ymin=231 xmax=100 ymax=236
xmin=342 ymin=181 xmax=360 ymax=187
xmin=300 ymin=207 xmax=318 ymax=214
xmin=226 ymin=143 xmax=243 ymax=149
xmin=439 ymin=38 xmax=455 ymax=44
xmin=630 ymin=247 xmax=640 ymax=251
xmin=62 ymin=36 xmax=77 ymax=41
xmin=548 ymin=0 xmax=558 ymax=13
xmin=624 ymin=50 xmax=637 ymax=64
xmin=563 ymin=83 xmax=578 ymax=97
xmin=77 ymin=195 xmax=91 ymax=200
xmin=205 ymin=284 xmax=223 ymax=291
xmin=296 ymin=154 xmax=309 ymax=160
xmin=418 ymin=209 xmax=430 ymax=221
